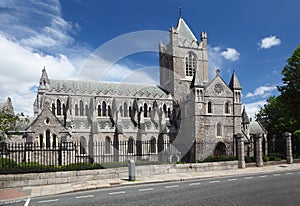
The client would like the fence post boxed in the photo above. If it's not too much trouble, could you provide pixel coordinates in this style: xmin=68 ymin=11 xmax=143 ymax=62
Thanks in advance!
xmin=255 ymin=133 xmax=263 ymax=167
xmin=236 ymin=133 xmax=245 ymax=169
xmin=283 ymin=132 xmax=293 ymax=164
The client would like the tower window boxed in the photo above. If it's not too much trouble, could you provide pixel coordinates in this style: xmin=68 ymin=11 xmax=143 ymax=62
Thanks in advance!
xmin=56 ymin=99 xmax=61 ymax=116
xmin=225 ymin=102 xmax=230 ymax=114
xmin=185 ymin=52 xmax=196 ymax=77
xmin=217 ymin=123 xmax=222 ymax=136
xmin=208 ymin=102 xmax=212 ymax=114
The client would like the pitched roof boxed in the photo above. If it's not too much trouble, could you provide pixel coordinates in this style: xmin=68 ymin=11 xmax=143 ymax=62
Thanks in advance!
xmin=48 ymin=79 xmax=170 ymax=98
xmin=249 ymin=121 xmax=267 ymax=134
xmin=176 ymin=18 xmax=197 ymax=42
xmin=229 ymin=71 xmax=242 ymax=90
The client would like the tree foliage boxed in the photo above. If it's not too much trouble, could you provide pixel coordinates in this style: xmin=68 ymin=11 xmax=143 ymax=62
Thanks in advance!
xmin=0 ymin=110 xmax=29 ymax=141
xmin=256 ymin=45 xmax=300 ymax=137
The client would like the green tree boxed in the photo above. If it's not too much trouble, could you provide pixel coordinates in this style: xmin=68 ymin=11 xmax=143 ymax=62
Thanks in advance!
xmin=0 ymin=110 xmax=28 ymax=141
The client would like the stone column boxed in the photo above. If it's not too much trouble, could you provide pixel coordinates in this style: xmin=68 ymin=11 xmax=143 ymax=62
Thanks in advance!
xmin=236 ymin=133 xmax=245 ymax=169
xmin=283 ymin=132 xmax=293 ymax=164
xmin=255 ymin=134 xmax=263 ymax=167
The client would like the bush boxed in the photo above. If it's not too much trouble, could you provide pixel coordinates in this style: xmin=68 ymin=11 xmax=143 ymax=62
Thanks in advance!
xmin=197 ymin=156 xmax=237 ymax=163
xmin=0 ymin=158 xmax=17 ymax=170
xmin=268 ymin=153 xmax=283 ymax=161
xmin=18 ymin=162 xmax=41 ymax=168
xmin=263 ymin=155 xmax=269 ymax=162
xmin=245 ymin=156 xmax=255 ymax=163
xmin=274 ymin=157 xmax=281 ymax=161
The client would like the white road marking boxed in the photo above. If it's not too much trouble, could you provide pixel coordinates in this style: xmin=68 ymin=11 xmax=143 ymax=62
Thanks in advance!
xmin=76 ymin=195 xmax=94 ymax=199
xmin=286 ymin=172 xmax=294 ymax=175
xmin=38 ymin=199 xmax=59 ymax=203
xmin=139 ymin=188 xmax=154 ymax=192
xmin=24 ymin=198 xmax=31 ymax=206
xmin=227 ymin=179 xmax=237 ymax=182
xmin=108 ymin=191 xmax=126 ymax=195
xmin=165 ymin=185 xmax=179 ymax=188
xmin=244 ymin=176 xmax=253 ymax=179
xmin=259 ymin=175 xmax=268 ymax=178
xmin=209 ymin=180 xmax=220 ymax=184
xmin=273 ymin=174 xmax=281 ymax=176
xmin=189 ymin=182 xmax=201 ymax=186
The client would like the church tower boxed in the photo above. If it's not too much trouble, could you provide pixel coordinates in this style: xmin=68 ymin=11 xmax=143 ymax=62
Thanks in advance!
xmin=159 ymin=17 xmax=208 ymax=101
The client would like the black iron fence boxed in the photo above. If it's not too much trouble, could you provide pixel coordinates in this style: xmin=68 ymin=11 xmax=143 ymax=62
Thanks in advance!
xmin=0 ymin=140 xmax=182 ymax=174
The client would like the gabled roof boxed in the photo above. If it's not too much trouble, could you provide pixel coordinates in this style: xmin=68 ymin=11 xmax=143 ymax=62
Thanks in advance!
xmin=176 ymin=18 xmax=197 ymax=42
xmin=48 ymin=79 xmax=170 ymax=98
xmin=249 ymin=121 xmax=267 ymax=135
xmin=229 ymin=71 xmax=242 ymax=90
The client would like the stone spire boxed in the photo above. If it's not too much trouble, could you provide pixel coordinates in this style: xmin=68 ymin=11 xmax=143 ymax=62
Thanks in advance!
xmin=242 ymin=106 xmax=250 ymax=124
xmin=39 ymin=67 xmax=50 ymax=90
xmin=229 ymin=71 xmax=242 ymax=90
xmin=175 ymin=17 xmax=197 ymax=42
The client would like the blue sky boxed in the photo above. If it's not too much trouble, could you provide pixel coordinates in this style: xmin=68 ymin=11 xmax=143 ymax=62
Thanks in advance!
xmin=0 ymin=0 xmax=299 ymax=117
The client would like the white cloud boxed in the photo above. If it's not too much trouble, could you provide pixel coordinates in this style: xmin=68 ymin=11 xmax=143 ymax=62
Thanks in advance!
xmin=245 ymin=85 xmax=277 ymax=98
xmin=244 ymin=100 xmax=266 ymax=119
xmin=258 ymin=36 xmax=281 ymax=49
xmin=221 ymin=48 xmax=240 ymax=62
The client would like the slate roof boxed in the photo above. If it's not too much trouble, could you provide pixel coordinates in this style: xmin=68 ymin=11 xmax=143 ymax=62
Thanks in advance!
xmin=249 ymin=121 xmax=267 ymax=134
xmin=176 ymin=18 xmax=198 ymax=42
xmin=48 ymin=79 xmax=170 ymax=98
xmin=229 ymin=71 xmax=242 ymax=90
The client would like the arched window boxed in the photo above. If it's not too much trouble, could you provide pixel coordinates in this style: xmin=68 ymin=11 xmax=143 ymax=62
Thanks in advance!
xmin=52 ymin=134 xmax=57 ymax=148
xmin=46 ymin=130 xmax=51 ymax=148
xmin=168 ymin=108 xmax=171 ymax=118
xmin=128 ymin=137 xmax=134 ymax=154
xmin=80 ymin=137 xmax=87 ymax=155
xmin=225 ymin=102 xmax=230 ymax=114
xmin=150 ymin=137 xmax=156 ymax=153
xmin=208 ymin=102 xmax=212 ymax=114
xmin=85 ymin=104 xmax=89 ymax=116
xmin=217 ymin=123 xmax=222 ymax=136
xmin=79 ymin=100 xmax=84 ymax=116
xmin=163 ymin=104 xmax=167 ymax=117
xmin=102 ymin=101 xmax=107 ymax=116
xmin=185 ymin=52 xmax=196 ymax=77
xmin=52 ymin=103 xmax=55 ymax=115
xmin=63 ymin=104 xmax=66 ymax=116
xmin=97 ymin=105 xmax=101 ymax=116
xmin=129 ymin=106 xmax=132 ymax=118
xmin=56 ymin=99 xmax=61 ymax=115
xmin=144 ymin=103 xmax=148 ymax=117
xmin=39 ymin=134 xmax=43 ymax=149
xmin=108 ymin=105 xmax=111 ymax=117
xmin=119 ymin=106 xmax=123 ymax=117
xmin=124 ymin=102 xmax=128 ymax=117
xmin=105 ymin=137 xmax=111 ymax=154
xmin=75 ymin=104 xmax=79 ymax=116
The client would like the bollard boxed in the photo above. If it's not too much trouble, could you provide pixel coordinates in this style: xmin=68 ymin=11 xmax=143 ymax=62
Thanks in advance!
xmin=128 ymin=159 xmax=136 ymax=181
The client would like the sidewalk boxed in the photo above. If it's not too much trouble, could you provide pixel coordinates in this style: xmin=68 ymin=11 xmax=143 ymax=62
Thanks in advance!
xmin=1 ymin=162 xmax=300 ymax=203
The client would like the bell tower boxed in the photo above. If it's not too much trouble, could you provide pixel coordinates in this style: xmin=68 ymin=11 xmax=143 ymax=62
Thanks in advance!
xmin=159 ymin=17 xmax=208 ymax=101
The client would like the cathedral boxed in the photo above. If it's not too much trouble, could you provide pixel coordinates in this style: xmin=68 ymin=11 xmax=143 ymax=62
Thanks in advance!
xmin=8 ymin=16 xmax=267 ymax=163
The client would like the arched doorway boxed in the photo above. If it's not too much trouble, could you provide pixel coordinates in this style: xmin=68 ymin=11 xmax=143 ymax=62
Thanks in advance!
xmin=214 ymin=142 xmax=226 ymax=156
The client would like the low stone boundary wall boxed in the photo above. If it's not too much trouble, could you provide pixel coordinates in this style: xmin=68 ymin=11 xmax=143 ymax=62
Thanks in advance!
xmin=0 ymin=161 xmax=238 ymax=191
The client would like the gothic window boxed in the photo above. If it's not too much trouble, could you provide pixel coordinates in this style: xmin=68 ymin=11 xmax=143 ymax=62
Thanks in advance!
xmin=185 ymin=52 xmax=196 ymax=77
xmin=56 ymin=99 xmax=61 ymax=115
xmin=102 ymin=101 xmax=107 ymax=116
xmin=225 ymin=102 xmax=230 ymax=114
xmin=46 ymin=130 xmax=51 ymax=148
xmin=208 ymin=102 xmax=212 ymax=114
xmin=119 ymin=106 xmax=123 ymax=117
xmin=158 ymin=135 xmax=164 ymax=153
xmin=85 ymin=104 xmax=89 ymax=116
xmin=144 ymin=103 xmax=148 ymax=117
xmin=217 ymin=123 xmax=222 ymax=136
xmin=63 ymin=104 xmax=66 ymax=116
xmin=75 ymin=104 xmax=79 ymax=116
xmin=52 ymin=134 xmax=57 ymax=148
xmin=168 ymin=108 xmax=171 ymax=118
xmin=80 ymin=137 xmax=87 ymax=155
xmin=79 ymin=100 xmax=84 ymax=116
xmin=128 ymin=137 xmax=134 ymax=154
xmin=150 ymin=137 xmax=156 ymax=153
xmin=105 ymin=136 xmax=111 ymax=154
xmin=129 ymin=106 xmax=132 ymax=118
xmin=39 ymin=134 xmax=43 ymax=149
xmin=97 ymin=105 xmax=101 ymax=116
xmin=163 ymin=104 xmax=167 ymax=117
xmin=52 ymin=103 xmax=55 ymax=115
xmin=124 ymin=102 xmax=128 ymax=117
xmin=108 ymin=105 xmax=111 ymax=117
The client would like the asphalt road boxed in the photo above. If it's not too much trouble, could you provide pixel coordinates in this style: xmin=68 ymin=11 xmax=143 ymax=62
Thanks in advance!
xmin=4 ymin=170 xmax=300 ymax=206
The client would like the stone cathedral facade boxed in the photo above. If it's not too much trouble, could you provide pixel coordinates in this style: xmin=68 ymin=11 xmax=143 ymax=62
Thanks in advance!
xmin=19 ymin=17 xmax=265 ymax=163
